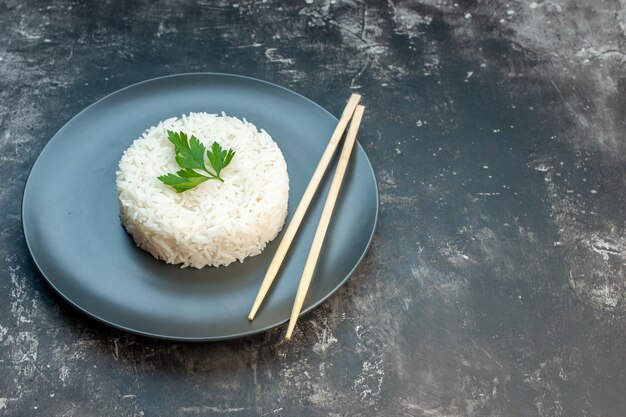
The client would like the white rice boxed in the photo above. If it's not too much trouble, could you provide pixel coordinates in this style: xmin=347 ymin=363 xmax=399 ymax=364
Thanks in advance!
xmin=116 ymin=112 xmax=289 ymax=268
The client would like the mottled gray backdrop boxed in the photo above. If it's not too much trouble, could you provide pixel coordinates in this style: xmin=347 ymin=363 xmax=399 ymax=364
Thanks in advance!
xmin=1 ymin=1 xmax=625 ymax=416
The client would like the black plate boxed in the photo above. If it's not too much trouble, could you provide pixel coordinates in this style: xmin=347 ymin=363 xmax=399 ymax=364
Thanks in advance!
xmin=22 ymin=73 xmax=378 ymax=341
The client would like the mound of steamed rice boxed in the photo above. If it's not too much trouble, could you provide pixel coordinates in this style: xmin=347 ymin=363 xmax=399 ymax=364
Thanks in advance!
xmin=116 ymin=112 xmax=289 ymax=268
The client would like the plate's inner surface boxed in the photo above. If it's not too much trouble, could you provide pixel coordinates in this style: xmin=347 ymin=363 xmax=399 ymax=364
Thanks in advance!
xmin=22 ymin=74 xmax=378 ymax=340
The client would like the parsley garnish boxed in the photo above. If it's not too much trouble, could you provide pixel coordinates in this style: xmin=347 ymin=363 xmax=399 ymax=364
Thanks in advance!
xmin=158 ymin=130 xmax=235 ymax=193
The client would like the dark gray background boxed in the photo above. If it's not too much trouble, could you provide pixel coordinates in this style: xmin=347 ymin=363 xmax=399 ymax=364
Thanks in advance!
xmin=1 ymin=0 xmax=625 ymax=416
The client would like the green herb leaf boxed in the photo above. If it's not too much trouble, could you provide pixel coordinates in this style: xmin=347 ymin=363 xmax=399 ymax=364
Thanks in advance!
xmin=158 ymin=130 xmax=236 ymax=192
xmin=207 ymin=141 xmax=236 ymax=180
xmin=157 ymin=170 xmax=210 ymax=193
xmin=167 ymin=131 xmax=207 ymax=171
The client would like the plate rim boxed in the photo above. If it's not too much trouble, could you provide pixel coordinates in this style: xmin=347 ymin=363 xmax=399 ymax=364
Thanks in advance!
xmin=21 ymin=72 xmax=379 ymax=341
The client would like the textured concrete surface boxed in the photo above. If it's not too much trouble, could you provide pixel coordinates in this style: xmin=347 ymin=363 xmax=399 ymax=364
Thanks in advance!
xmin=1 ymin=0 xmax=626 ymax=416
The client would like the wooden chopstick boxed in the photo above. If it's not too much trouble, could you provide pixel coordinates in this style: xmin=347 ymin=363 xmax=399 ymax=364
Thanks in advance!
xmin=248 ymin=94 xmax=361 ymax=321
xmin=285 ymin=105 xmax=365 ymax=340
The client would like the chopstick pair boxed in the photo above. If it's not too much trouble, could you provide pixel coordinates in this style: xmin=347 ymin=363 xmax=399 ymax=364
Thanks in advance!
xmin=248 ymin=93 xmax=365 ymax=340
